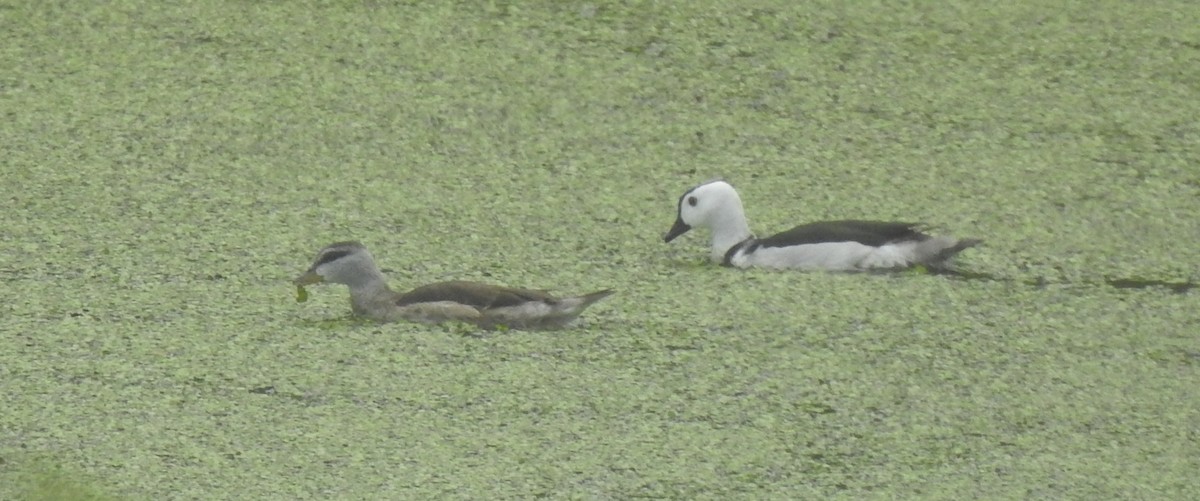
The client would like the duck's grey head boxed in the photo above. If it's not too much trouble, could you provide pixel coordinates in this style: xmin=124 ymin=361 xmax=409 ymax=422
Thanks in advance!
xmin=294 ymin=241 xmax=382 ymax=287
xmin=664 ymin=179 xmax=745 ymax=242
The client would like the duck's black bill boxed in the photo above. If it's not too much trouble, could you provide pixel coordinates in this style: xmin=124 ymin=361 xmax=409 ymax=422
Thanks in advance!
xmin=294 ymin=270 xmax=325 ymax=286
xmin=663 ymin=218 xmax=692 ymax=242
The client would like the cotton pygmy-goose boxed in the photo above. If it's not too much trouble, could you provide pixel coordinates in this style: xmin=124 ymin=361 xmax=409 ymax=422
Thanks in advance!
xmin=664 ymin=180 xmax=981 ymax=271
xmin=294 ymin=241 xmax=614 ymax=330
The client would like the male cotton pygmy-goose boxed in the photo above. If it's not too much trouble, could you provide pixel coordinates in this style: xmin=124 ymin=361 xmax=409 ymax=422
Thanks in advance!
xmin=664 ymin=180 xmax=981 ymax=271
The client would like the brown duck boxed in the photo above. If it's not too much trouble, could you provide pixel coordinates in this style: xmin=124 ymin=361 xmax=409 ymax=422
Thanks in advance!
xmin=294 ymin=241 xmax=614 ymax=330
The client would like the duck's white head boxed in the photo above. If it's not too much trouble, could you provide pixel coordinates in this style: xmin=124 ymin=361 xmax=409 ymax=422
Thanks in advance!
xmin=664 ymin=180 xmax=753 ymax=257
xmin=294 ymin=241 xmax=385 ymax=289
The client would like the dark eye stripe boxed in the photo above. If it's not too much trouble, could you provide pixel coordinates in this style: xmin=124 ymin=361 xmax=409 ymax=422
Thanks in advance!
xmin=315 ymin=250 xmax=352 ymax=266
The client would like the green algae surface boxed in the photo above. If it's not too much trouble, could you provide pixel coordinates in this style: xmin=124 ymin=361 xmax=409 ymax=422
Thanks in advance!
xmin=2 ymin=1 xmax=1199 ymax=499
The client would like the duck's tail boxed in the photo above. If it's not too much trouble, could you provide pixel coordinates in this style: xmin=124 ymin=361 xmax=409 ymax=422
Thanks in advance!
xmin=544 ymin=289 xmax=616 ymax=327
xmin=478 ymin=290 xmax=615 ymax=330
xmin=919 ymin=236 xmax=983 ymax=266
xmin=572 ymin=289 xmax=616 ymax=309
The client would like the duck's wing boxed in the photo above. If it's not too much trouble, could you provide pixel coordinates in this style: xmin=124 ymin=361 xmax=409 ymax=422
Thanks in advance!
xmin=757 ymin=220 xmax=927 ymax=247
xmin=394 ymin=280 xmax=557 ymax=309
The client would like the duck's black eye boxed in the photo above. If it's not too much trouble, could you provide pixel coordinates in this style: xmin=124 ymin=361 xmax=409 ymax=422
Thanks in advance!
xmin=687 ymin=196 xmax=698 ymax=207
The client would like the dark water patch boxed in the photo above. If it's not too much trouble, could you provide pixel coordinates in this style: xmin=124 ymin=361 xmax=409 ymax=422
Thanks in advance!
xmin=925 ymin=268 xmax=1195 ymax=294
xmin=925 ymin=268 xmax=1005 ymax=282
xmin=1105 ymin=278 xmax=1196 ymax=294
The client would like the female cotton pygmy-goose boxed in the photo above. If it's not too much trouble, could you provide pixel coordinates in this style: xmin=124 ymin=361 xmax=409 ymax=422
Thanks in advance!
xmin=664 ymin=180 xmax=981 ymax=271
xmin=294 ymin=241 xmax=613 ymax=330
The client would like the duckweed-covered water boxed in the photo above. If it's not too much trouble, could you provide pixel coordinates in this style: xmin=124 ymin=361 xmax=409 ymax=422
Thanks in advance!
xmin=2 ymin=1 xmax=1198 ymax=498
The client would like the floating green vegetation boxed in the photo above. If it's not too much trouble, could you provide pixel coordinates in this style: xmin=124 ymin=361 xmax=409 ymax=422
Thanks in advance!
xmin=3 ymin=460 xmax=121 ymax=501
xmin=2 ymin=0 xmax=1198 ymax=499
